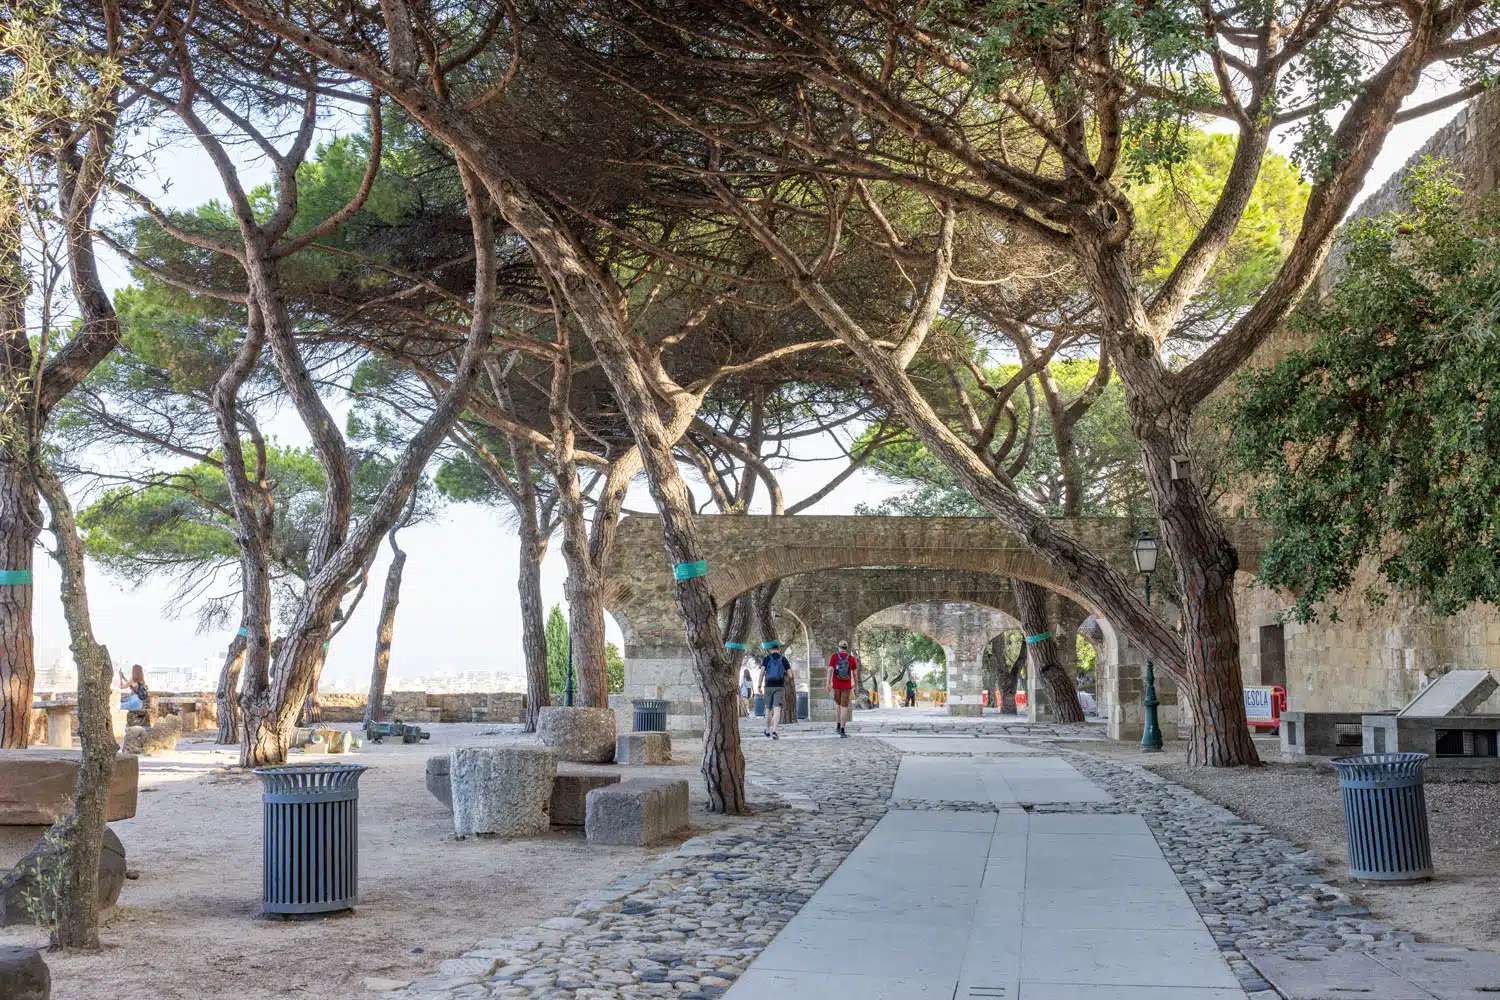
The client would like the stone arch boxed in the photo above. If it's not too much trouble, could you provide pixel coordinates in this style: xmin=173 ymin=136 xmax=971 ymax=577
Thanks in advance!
xmin=861 ymin=600 xmax=1021 ymax=715
xmin=603 ymin=515 xmax=1252 ymax=733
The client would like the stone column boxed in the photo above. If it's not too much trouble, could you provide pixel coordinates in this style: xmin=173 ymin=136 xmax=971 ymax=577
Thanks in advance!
xmin=946 ymin=638 xmax=985 ymax=716
xmin=619 ymin=642 xmax=705 ymax=734
xmin=1101 ymin=635 xmax=1178 ymax=742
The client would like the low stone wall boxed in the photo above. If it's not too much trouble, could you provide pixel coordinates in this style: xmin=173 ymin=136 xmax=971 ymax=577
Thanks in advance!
xmin=319 ymin=690 xmax=527 ymax=724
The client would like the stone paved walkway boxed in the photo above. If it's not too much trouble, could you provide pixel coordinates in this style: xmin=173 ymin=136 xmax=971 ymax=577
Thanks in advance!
xmin=385 ymin=712 xmax=1500 ymax=1000
xmin=726 ymin=739 xmax=1248 ymax=999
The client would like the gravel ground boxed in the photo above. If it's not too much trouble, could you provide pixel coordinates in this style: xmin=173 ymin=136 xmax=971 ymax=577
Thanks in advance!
xmin=1066 ymin=738 xmax=1500 ymax=954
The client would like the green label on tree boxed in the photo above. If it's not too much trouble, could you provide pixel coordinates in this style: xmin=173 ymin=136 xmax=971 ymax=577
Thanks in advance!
xmin=673 ymin=560 xmax=708 ymax=581
xmin=725 ymin=642 xmax=748 ymax=649
xmin=762 ymin=640 xmax=781 ymax=648
xmin=0 ymin=570 xmax=32 ymax=585
xmin=1024 ymin=631 xmax=1053 ymax=644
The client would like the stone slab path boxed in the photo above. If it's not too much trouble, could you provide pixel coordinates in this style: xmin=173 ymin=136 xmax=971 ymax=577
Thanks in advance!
xmin=725 ymin=746 xmax=1247 ymax=1000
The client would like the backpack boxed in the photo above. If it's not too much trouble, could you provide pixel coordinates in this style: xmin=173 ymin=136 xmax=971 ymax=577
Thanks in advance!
xmin=833 ymin=651 xmax=852 ymax=681
xmin=764 ymin=653 xmax=789 ymax=682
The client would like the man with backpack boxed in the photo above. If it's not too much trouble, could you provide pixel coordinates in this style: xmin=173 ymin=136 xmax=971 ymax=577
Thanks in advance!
xmin=828 ymin=641 xmax=860 ymax=737
xmin=760 ymin=643 xmax=793 ymax=740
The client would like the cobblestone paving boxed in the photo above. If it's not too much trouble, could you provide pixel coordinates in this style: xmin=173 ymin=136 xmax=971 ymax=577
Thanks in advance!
xmin=1061 ymin=749 xmax=1500 ymax=999
xmin=389 ymin=728 xmax=899 ymax=999
xmin=387 ymin=716 xmax=1496 ymax=1000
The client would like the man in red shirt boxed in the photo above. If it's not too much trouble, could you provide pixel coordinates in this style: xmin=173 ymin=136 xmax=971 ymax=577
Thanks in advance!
xmin=827 ymin=641 xmax=860 ymax=738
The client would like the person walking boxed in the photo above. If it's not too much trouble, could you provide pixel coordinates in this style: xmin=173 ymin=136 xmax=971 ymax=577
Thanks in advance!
xmin=828 ymin=641 xmax=860 ymax=737
xmin=740 ymin=667 xmax=755 ymax=717
xmin=760 ymin=644 xmax=792 ymax=739
xmin=905 ymin=675 xmax=918 ymax=708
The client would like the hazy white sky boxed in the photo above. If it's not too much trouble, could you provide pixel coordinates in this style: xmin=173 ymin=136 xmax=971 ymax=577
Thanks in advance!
xmin=34 ymin=84 xmax=1465 ymax=690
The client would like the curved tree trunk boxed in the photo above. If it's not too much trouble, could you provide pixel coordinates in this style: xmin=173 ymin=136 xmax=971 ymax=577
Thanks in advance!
xmin=1011 ymin=580 xmax=1086 ymax=723
xmin=364 ymin=524 xmax=409 ymax=729
xmin=215 ymin=637 xmax=246 ymax=743
xmin=0 ymin=459 xmax=39 ymax=749
xmin=35 ymin=462 xmax=116 ymax=949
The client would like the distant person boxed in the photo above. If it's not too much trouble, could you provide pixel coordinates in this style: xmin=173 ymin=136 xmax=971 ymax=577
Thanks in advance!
xmin=828 ymin=641 xmax=860 ymax=737
xmin=760 ymin=644 xmax=792 ymax=740
xmin=117 ymin=664 xmax=149 ymax=711
xmin=740 ymin=668 xmax=755 ymax=716
xmin=905 ymin=676 xmax=917 ymax=708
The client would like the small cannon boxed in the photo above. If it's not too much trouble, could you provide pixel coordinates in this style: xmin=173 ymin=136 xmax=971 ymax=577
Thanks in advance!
xmin=363 ymin=720 xmax=431 ymax=744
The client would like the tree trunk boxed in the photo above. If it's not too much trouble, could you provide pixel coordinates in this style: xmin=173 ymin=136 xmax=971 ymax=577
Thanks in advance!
xmin=1002 ymin=639 xmax=1024 ymax=715
xmin=363 ymin=525 xmax=408 ymax=729
xmin=1178 ymin=578 xmax=1260 ymax=765
xmin=751 ymin=583 xmax=796 ymax=726
xmin=982 ymin=635 xmax=1003 ymax=707
xmin=0 ymin=458 xmax=39 ymax=748
xmin=215 ymin=636 xmax=245 ymax=743
xmin=35 ymin=462 xmax=115 ymax=950
xmin=1011 ymin=581 xmax=1085 ymax=723
xmin=516 ymin=532 xmax=549 ymax=732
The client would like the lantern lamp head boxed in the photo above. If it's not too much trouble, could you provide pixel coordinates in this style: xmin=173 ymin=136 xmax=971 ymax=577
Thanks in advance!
xmin=1132 ymin=531 xmax=1158 ymax=576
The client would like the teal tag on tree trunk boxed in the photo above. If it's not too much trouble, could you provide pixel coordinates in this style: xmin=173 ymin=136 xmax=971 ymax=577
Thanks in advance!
xmin=1024 ymin=631 xmax=1053 ymax=644
xmin=673 ymin=560 xmax=708 ymax=581
xmin=0 ymin=570 xmax=32 ymax=585
xmin=725 ymin=642 xmax=748 ymax=650
xmin=762 ymin=640 xmax=781 ymax=648
xmin=237 ymin=626 xmax=249 ymax=637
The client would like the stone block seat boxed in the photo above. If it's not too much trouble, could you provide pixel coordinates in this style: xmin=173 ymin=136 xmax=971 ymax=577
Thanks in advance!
xmin=615 ymin=732 xmax=671 ymax=765
xmin=449 ymin=746 xmax=557 ymax=839
xmin=0 ymin=750 xmax=138 ymax=825
xmin=585 ymin=778 xmax=689 ymax=846
xmin=538 ymin=707 xmax=616 ymax=763
xmin=426 ymin=754 xmax=453 ymax=810
xmin=551 ymin=768 xmax=622 ymax=827
xmin=427 ymin=755 xmax=621 ymax=828
xmin=0 ymin=946 xmax=49 ymax=1000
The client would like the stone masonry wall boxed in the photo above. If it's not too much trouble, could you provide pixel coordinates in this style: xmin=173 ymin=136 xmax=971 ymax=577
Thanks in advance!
xmin=1235 ymin=89 xmax=1500 ymax=716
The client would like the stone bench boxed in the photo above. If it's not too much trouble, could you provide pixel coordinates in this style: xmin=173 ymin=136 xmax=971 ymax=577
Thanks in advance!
xmin=450 ymin=746 xmax=557 ymax=838
xmin=585 ymin=778 xmax=689 ymax=846
xmin=0 ymin=946 xmax=49 ymax=1000
xmin=538 ymin=707 xmax=616 ymax=763
xmin=427 ymin=755 xmax=620 ymax=827
xmin=615 ymin=732 xmax=671 ymax=765
xmin=0 ymin=750 xmax=138 ymax=825
xmin=1281 ymin=711 xmax=1381 ymax=756
xmin=551 ymin=769 xmax=622 ymax=827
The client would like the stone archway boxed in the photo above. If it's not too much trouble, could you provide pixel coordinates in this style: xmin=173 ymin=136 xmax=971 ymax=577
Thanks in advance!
xmin=861 ymin=600 xmax=1020 ymax=715
xmin=603 ymin=515 xmax=1250 ymax=733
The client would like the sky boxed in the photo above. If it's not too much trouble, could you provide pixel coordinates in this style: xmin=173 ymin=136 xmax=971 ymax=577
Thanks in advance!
xmin=29 ymin=75 xmax=1469 ymax=691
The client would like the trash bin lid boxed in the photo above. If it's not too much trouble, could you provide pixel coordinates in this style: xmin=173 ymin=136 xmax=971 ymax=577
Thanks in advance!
xmin=254 ymin=762 xmax=369 ymax=793
xmin=1330 ymin=752 xmax=1427 ymax=781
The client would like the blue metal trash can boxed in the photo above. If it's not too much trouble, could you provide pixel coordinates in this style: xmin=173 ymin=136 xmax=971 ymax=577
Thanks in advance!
xmin=1332 ymin=753 xmax=1432 ymax=882
xmin=753 ymin=694 xmax=766 ymax=717
xmin=255 ymin=763 xmax=368 ymax=915
xmin=632 ymin=698 xmax=668 ymax=732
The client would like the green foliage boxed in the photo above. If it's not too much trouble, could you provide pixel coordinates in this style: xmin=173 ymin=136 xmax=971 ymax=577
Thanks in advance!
xmin=606 ymin=641 xmax=625 ymax=694
xmin=545 ymin=604 xmax=570 ymax=698
xmin=1075 ymin=633 xmax=1096 ymax=679
xmin=1228 ymin=161 xmax=1500 ymax=620
xmin=856 ymin=624 xmax=946 ymax=683
xmin=1128 ymin=133 xmax=1307 ymax=310
xmin=77 ymin=444 xmax=399 ymax=627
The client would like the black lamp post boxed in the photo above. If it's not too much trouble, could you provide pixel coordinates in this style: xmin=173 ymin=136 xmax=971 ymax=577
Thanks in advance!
xmin=564 ymin=641 xmax=576 ymax=708
xmin=1133 ymin=530 xmax=1163 ymax=753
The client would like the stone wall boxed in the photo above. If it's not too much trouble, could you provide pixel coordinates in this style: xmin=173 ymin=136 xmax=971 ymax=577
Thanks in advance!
xmin=1233 ymin=89 xmax=1500 ymax=717
xmin=319 ymin=690 xmax=528 ymax=724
